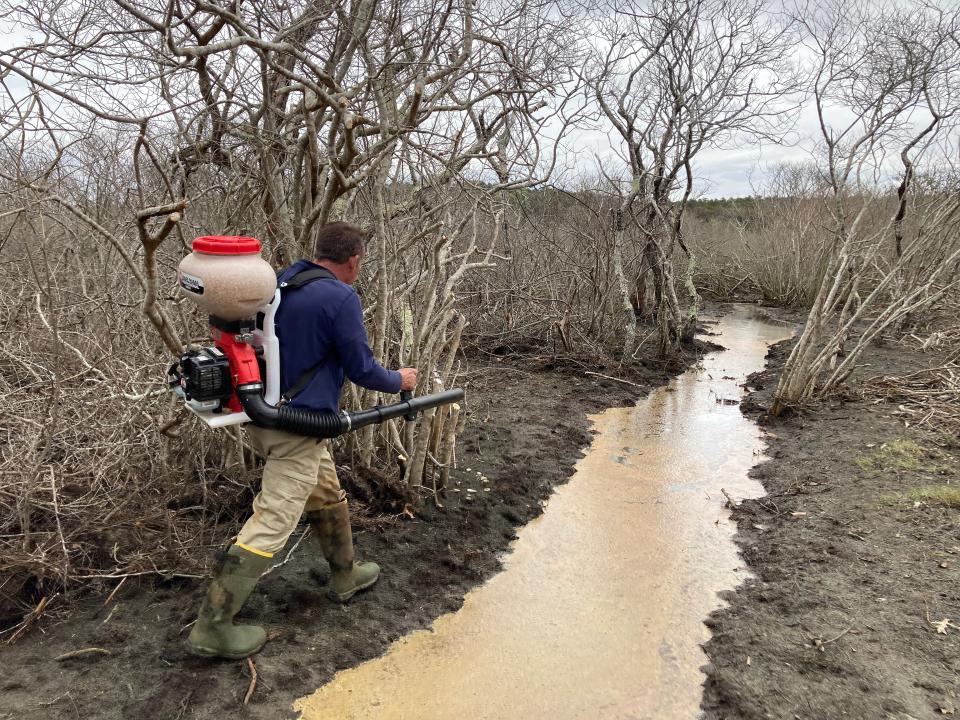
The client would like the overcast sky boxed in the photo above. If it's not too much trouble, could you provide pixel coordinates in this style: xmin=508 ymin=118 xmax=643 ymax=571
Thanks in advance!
xmin=557 ymin=116 xmax=821 ymax=199
xmin=0 ymin=13 xmax=920 ymax=201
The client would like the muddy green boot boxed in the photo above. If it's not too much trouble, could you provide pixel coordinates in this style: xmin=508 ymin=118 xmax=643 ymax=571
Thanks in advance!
xmin=307 ymin=499 xmax=380 ymax=603
xmin=186 ymin=544 xmax=272 ymax=659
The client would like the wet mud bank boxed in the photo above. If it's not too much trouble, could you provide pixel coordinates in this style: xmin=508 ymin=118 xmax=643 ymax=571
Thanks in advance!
xmin=702 ymin=338 xmax=960 ymax=719
xmin=0 ymin=340 xmax=702 ymax=720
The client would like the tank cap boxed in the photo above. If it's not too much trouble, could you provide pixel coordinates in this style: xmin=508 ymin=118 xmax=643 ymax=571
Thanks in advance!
xmin=191 ymin=235 xmax=262 ymax=255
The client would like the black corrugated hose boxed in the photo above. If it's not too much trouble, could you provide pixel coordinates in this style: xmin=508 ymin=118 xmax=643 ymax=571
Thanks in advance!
xmin=238 ymin=384 xmax=464 ymax=439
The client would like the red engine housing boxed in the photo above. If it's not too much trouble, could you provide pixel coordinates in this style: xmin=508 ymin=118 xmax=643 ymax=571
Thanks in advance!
xmin=210 ymin=326 xmax=261 ymax=412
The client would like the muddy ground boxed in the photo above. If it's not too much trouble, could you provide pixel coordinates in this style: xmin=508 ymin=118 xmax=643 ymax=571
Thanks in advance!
xmin=702 ymin=336 xmax=960 ymax=719
xmin=0 ymin=342 xmax=701 ymax=720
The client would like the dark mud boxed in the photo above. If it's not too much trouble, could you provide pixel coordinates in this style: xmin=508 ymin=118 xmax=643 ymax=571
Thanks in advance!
xmin=702 ymin=338 xmax=960 ymax=719
xmin=0 ymin=344 xmax=702 ymax=720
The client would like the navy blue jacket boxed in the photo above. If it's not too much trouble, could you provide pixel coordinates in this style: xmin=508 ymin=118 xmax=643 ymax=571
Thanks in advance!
xmin=275 ymin=260 xmax=401 ymax=413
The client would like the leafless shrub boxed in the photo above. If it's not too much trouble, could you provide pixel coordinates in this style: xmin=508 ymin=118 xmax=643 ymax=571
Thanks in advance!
xmin=689 ymin=165 xmax=832 ymax=306
xmin=0 ymin=199 xmax=255 ymax=623
xmin=458 ymin=183 xmax=621 ymax=355
xmin=771 ymin=0 xmax=960 ymax=415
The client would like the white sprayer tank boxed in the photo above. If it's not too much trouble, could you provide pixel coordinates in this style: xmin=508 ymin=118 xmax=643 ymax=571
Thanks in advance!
xmin=178 ymin=235 xmax=277 ymax=320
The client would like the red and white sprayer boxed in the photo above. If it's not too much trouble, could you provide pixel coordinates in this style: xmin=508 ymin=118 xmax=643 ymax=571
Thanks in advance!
xmin=168 ymin=235 xmax=463 ymax=437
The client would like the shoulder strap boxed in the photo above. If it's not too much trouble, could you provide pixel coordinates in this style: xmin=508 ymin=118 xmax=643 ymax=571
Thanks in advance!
xmin=281 ymin=357 xmax=327 ymax=403
xmin=277 ymin=265 xmax=337 ymax=290
xmin=276 ymin=264 xmax=338 ymax=403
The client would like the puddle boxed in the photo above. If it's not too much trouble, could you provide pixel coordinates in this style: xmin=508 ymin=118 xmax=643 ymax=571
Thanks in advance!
xmin=295 ymin=305 xmax=794 ymax=720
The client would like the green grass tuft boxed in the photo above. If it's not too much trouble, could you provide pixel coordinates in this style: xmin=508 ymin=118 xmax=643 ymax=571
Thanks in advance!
xmin=882 ymin=485 xmax=960 ymax=508
xmin=856 ymin=439 xmax=930 ymax=474
xmin=904 ymin=485 xmax=960 ymax=507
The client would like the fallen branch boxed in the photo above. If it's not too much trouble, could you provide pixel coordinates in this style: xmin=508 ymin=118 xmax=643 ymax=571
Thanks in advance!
xmin=720 ymin=487 xmax=739 ymax=508
xmin=243 ymin=657 xmax=258 ymax=705
xmin=103 ymin=577 xmax=126 ymax=606
xmin=584 ymin=371 xmax=644 ymax=388
xmin=75 ymin=570 xmax=205 ymax=580
xmin=54 ymin=647 xmax=111 ymax=661
xmin=814 ymin=625 xmax=853 ymax=650
xmin=6 ymin=595 xmax=53 ymax=645
xmin=261 ymin=526 xmax=311 ymax=577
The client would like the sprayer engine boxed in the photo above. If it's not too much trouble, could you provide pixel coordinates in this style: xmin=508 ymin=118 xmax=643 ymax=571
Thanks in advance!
xmin=169 ymin=323 xmax=265 ymax=416
xmin=173 ymin=347 xmax=233 ymax=412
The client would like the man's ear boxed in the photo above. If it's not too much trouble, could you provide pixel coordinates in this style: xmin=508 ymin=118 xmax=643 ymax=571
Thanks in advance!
xmin=349 ymin=254 xmax=362 ymax=273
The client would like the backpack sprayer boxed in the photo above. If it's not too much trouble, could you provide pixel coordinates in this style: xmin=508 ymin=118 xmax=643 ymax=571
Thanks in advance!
xmin=167 ymin=235 xmax=464 ymax=437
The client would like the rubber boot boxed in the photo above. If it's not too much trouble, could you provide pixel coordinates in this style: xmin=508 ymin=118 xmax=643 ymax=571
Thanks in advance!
xmin=186 ymin=544 xmax=272 ymax=659
xmin=306 ymin=499 xmax=380 ymax=602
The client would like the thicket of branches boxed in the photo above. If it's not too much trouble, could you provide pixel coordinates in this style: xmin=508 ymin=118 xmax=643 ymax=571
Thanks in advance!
xmin=1 ymin=0 xmax=959 ymax=624
xmin=0 ymin=0 xmax=584 ymax=620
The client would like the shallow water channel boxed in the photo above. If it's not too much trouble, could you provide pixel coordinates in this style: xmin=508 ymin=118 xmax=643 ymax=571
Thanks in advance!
xmin=296 ymin=305 xmax=794 ymax=720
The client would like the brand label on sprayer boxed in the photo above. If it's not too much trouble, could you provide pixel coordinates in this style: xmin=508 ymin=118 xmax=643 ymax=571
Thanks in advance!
xmin=179 ymin=271 xmax=204 ymax=295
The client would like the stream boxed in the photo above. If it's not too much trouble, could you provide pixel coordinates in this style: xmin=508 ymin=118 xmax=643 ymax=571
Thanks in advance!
xmin=295 ymin=305 xmax=794 ymax=720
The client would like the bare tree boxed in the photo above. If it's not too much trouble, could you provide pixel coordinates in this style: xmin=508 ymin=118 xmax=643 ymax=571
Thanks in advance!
xmin=584 ymin=0 xmax=796 ymax=358
xmin=771 ymin=0 xmax=960 ymax=415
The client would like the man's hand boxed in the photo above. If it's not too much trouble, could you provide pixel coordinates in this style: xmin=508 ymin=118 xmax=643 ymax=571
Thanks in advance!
xmin=398 ymin=368 xmax=418 ymax=391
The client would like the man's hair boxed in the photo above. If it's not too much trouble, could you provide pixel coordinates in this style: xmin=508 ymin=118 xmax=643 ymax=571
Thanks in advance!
xmin=313 ymin=222 xmax=368 ymax=263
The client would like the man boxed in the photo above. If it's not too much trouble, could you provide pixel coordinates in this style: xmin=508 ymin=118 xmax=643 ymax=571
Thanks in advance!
xmin=187 ymin=222 xmax=417 ymax=659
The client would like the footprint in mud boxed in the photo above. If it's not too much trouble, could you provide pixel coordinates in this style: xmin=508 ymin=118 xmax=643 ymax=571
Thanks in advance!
xmin=611 ymin=452 xmax=643 ymax=466
xmin=658 ymin=639 xmax=680 ymax=668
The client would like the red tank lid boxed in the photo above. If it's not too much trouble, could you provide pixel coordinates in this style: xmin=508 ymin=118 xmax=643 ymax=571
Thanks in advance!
xmin=191 ymin=235 xmax=262 ymax=255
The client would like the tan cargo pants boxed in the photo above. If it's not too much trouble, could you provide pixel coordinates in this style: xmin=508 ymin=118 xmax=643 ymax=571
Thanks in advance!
xmin=234 ymin=426 xmax=346 ymax=557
